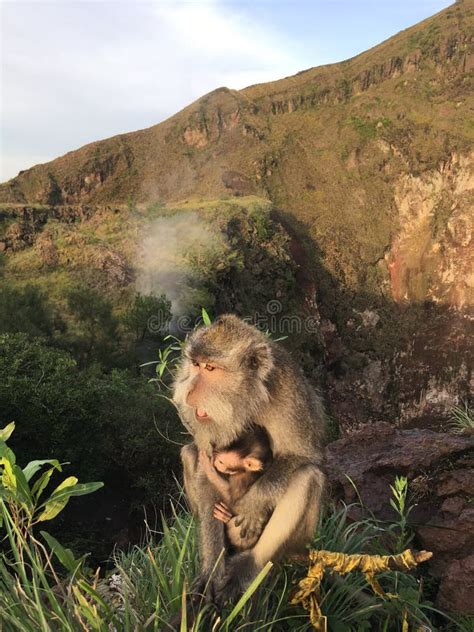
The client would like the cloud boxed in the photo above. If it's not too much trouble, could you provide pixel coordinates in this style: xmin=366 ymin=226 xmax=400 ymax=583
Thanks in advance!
xmin=1 ymin=0 xmax=303 ymax=182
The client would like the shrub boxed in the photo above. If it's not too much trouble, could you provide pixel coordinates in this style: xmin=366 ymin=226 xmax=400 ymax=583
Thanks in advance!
xmin=0 ymin=282 xmax=60 ymax=337
xmin=0 ymin=333 xmax=181 ymax=549
xmin=65 ymin=284 xmax=118 ymax=366
xmin=122 ymin=292 xmax=172 ymax=342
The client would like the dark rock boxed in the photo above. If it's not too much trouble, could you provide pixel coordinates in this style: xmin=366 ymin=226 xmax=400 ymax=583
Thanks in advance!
xmin=325 ymin=422 xmax=474 ymax=613
xmin=326 ymin=422 xmax=473 ymax=513
xmin=436 ymin=468 xmax=474 ymax=497
xmin=221 ymin=170 xmax=255 ymax=196
xmin=440 ymin=496 xmax=467 ymax=514
xmin=436 ymin=554 xmax=474 ymax=615
xmin=417 ymin=508 xmax=474 ymax=575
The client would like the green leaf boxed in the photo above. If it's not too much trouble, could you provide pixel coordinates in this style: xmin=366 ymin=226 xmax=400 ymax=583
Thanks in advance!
xmin=201 ymin=307 xmax=211 ymax=326
xmin=23 ymin=459 xmax=62 ymax=482
xmin=0 ymin=423 xmax=15 ymax=442
xmin=12 ymin=464 xmax=33 ymax=509
xmin=36 ymin=480 xmax=103 ymax=522
xmin=0 ymin=457 xmax=17 ymax=493
xmin=41 ymin=530 xmax=83 ymax=574
xmin=32 ymin=466 xmax=59 ymax=501
xmin=36 ymin=476 xmax=78 ymax=522
xmin=225 ymin=561 xmax=273 ymax=628
xmin=0 ymin=442 xmax=16 ymax=465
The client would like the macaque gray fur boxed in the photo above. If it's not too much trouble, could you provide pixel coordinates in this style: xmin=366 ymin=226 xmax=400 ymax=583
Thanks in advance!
xmin=173 ymin=314 xmax=326 ymax=605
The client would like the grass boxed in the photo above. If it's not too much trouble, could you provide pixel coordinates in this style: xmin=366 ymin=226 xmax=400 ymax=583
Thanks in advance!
xmin=448 ymin=402 xmax=473 ymax=434
xmin=0 ymin=477 xmax=468 ymax=630
xmin=0 ymin=393 xmax=471 ymax=632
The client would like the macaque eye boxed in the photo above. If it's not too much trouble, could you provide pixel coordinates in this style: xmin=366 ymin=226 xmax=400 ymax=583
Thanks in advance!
xmin=191 ymin=360 xmax=199 ymax=367
xmin=205 ymin=364 xmax=215 ymax=372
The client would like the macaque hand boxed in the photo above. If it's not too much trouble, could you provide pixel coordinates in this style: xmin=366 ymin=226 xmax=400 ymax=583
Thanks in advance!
xmin=213 ymin=501 xmax=233 ymax=523
xmin=233 ymin=492 xmax=272 ymax=542
xmin=226 ymin=516 xmax=260 ymax=549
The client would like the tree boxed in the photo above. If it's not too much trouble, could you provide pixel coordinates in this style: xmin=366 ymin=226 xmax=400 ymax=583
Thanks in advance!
xmin=122 ymin=293 xmax=172 ymax=342
xmin=65 ymin=285 xmax=118 ymax=365
xmin=0 ymin=283 xmax=60 ymax=337
xmin=0 ymin=332 xmax=180 ymax=509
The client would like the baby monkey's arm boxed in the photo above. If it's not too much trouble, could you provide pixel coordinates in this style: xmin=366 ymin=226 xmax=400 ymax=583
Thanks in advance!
xmin=198 ymin=451 xmax=232 ymax=505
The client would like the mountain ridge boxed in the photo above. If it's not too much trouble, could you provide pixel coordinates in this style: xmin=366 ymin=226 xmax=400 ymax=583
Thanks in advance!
xmin=1 ymin=0 xmax=472 ymax=207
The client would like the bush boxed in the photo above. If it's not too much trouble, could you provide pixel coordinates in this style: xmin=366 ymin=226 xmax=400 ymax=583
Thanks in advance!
xmin=0 ymin=282 xmax=60 ymax=337
xmin=0 ymin=333 xmax=181 ymax=549
xmin=65 ymin=284 xmax=119 ymax=366
xmin=186 ymin=205 xmax=300 ymax=320
xmin=122 ymin=292 xmax=172 ymax=342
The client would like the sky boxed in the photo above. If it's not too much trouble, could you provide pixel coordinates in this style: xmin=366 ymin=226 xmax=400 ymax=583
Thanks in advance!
xmin=0 ymin=0 xmax=453 ymax=182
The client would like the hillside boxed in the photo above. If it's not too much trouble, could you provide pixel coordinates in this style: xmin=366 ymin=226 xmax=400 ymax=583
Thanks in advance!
xmin=0 ymin=0 xmax=473 ymax=430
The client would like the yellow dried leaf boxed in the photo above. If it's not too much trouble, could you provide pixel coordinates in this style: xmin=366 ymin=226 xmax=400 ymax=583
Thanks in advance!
xmin=290 ymin=549 xmax=432 ymax=631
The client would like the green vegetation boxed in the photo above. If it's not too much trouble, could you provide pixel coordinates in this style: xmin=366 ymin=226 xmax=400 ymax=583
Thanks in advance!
xmin=0 ymin=426 xmax=463 ymax=631
xmin=186 ymin=202 xmax=301 ymax=319
xmin=65 ymin=285 xmax=119 ymax=366
xmin=0 ymin=2 xmax=471 ymax=624
xmin=349 ymin=115 xmax=378 ymax=140
xmin=448 ymin=402 xmax=474 ymax=434
xmin=122 ymin=293 xmax=172 ymax=342
xmin=0 ymin=332 xmax=180 ymax=497
xmin=0 ymin=283 xmax=60 ymax=337
xmin=0 ymin=198 xmax=320 ymax=560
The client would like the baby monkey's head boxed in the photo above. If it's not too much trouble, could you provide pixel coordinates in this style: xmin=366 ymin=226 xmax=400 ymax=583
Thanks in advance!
xmin=213 ymin=425 xmax=272 ymax=476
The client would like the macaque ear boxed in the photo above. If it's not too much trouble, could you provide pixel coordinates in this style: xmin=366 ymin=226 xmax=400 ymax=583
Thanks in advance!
xmin=244 ymin=456 xmax=263 ymax=472
xmin=247 ymin=342 xmax=274 ymax=380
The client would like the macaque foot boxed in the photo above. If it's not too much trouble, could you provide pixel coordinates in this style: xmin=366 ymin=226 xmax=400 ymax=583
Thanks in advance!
xmin=214 ymin=551 xmax=261 ymax=607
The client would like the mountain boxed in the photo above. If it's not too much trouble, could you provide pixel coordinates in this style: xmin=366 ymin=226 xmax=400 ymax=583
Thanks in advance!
xmin=0 ymin=0 xmax=472 ymax=431
xmin=2 ymin=0 xmax=473 ymax=303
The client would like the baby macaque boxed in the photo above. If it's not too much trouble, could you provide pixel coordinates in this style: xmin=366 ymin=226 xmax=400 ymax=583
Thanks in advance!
xmin=199 ymin=426 xmax=273 ymax=549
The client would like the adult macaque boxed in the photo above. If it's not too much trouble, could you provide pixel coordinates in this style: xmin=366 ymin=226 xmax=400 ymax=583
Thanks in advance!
xmin=199 ymin=425 xmax=273 ymax=549
xmin=173 ymin=314 xmax=326 ymax=604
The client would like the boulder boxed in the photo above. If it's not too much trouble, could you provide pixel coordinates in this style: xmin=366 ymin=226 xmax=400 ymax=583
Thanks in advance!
xmin=436 ymin=554 xmax=474 ymax=615
xmin=325 ymin=422 xmax=474 ymax=614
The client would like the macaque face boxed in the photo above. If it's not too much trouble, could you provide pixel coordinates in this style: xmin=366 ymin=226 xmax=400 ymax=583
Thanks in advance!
xmin=172 ymin=315 xmax=274 ymax=450
xmin=213 ymin=451 xmax=263 ymax=475
xmin=173 ymin=351 xmax=243 ymax=449
xmin=185 ymin=358 xmax=229 ymax=421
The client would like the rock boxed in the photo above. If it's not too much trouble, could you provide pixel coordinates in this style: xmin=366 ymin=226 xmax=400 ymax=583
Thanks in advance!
xmin=440 ymin=496 xmax=466 ymax=514
xmin=36 ymin=232 xmax=59 ymax=268
xmin=183 ymin=125 xmax=208 ymax=148
xmin=93 ymin=248 xmax=133 ymax=286
xmin=436 ymin=554 xmax=474 ymax=615
xmin=417 ymin=507 xmax=474 ymax=574
xmin=436 ymin=468 xmax=474 ymax=497
xmin=221 ymin=170 xmax=255 ymax=196
xmin=326 ymin=422 xmax=474 ymax=613
xmin=326 ymin=422 xmax=473 ymax=509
